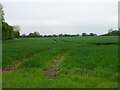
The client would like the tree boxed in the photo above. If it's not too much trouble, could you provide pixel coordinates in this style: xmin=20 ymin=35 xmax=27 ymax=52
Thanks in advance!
xmin=2 ymin=22 xmax=15 ymax=40
xmin=63 ymin=34 xmax=70 ymax=37
xmin=13 ymin=25 xmax=20 ymax=32
xmin=21 ymin=34 xmax=26 ymax=37
xmin=14 ymin=31 xmax=20 ymax=38
xmin=82 ymin=33 xmax=87 ymax=36
xmin=0 ymin=3 xmax=4 ymax=21
xmin=59 ymin=34 xmax=63 ymax=37
xmin=44 ymin=35 xmax=48 ymax=37
xmin=28 ymin=32 xmax=40 ymax=37
xmin=90 ymin=33 xmax=94 ymax=36
xmin=34 ymin=31 xmax=40 ymax=37
xmin=108 ymin=29 xmax=113 ymax=34
xmin=1 ymin=4 xmax=20 ymax=40
xmin=0 ymin=4 xmax=3 ymax=40
xmin=48 ymin=35 xmax=52 ymax=37
xmin=28 ymin=33 xmax=34 ymax=37
xmin=53 ymin=34 xmax=58 ymax=37
xmin=76 ymin=34 xmax=80 ymax=36
xmin=101 ymin=29 xmax=119 ymax=36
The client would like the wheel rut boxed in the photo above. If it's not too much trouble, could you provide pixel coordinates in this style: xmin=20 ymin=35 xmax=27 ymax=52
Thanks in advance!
xmin=2 ymin=54 xmax=36 ymax=73
xmin=43 ymin=56 xmax=64 ymax=79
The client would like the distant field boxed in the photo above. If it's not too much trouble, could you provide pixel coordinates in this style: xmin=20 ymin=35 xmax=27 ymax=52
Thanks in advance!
xmin=2 ymin=36 xmax=118 ymax=88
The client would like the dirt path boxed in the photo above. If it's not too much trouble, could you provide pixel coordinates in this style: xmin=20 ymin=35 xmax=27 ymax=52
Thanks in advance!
xmin=2 ymin=54 xmax=36 ymax=73
xmin=43 ymin=56 xmax=64 ymax=79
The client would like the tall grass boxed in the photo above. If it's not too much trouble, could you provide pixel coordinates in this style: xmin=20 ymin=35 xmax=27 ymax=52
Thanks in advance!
xmin=2 ymin=36 xmax=118 ymax=88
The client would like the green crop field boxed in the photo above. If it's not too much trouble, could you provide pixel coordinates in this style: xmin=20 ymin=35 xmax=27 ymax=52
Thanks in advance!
xmin=2 ymin=36 xmax=119 ymax=88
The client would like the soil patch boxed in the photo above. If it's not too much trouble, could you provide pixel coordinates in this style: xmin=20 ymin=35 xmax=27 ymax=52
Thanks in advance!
xmin=2 ymin=54 xmax=36 ymax=73
xmin=43 ymin=56 xmax=64 ymax=79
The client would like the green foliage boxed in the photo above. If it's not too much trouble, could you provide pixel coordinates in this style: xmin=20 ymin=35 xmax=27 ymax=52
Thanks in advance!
xmin=0 ymin=3 xmax=4 ymax=21
xmin=2 ymin=22 xmax=14 ymax=40
xmin=90 ymin=33 xmax=95 ymax=36
xmin=82 ymin=33 xmax=87 ymax=36
xmin=22 ymin=33 xmax=81 ymax=38
xmin=108 ymin=30 xmax=120 ymax=36
xmin=21 ymin=34 xmax=26 ymax=37
xmin=2 ymin=22 xmax=20 ymax=40
xmin=14 ymin=31 xmax=20 ymax=38
xmin=102 ymin=29 xmax=119 ymax=36
xmin=28 ymin=32 xmax=41 ymax=37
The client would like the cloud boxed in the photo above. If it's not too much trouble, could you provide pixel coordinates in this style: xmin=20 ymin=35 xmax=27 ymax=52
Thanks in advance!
xmin=2 ymin=0 xmax=119 ymax=3
xmin=2 ymin=0 xmax=118 ymax=35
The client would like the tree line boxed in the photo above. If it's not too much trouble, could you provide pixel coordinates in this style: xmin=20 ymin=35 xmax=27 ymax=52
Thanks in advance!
xmin=0 ymin=4 xmax=20 ymax=40
xmin=20 ymin=32 xmax=98 ymax=38
xmin=21 ymin=29 xmax=119 ymax=38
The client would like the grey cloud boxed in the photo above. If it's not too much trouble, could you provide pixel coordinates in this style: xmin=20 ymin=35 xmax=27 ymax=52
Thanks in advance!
xmin=2 ymin=1 xmax=118 ymax=35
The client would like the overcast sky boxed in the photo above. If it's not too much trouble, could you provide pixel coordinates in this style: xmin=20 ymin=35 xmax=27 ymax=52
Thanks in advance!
xmin=1 ymin=0 xmax=119 ymax=35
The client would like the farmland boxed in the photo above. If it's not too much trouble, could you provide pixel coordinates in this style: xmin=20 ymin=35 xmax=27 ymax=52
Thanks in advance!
xmin=2 ymin=36 xmax=118 ymax=88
